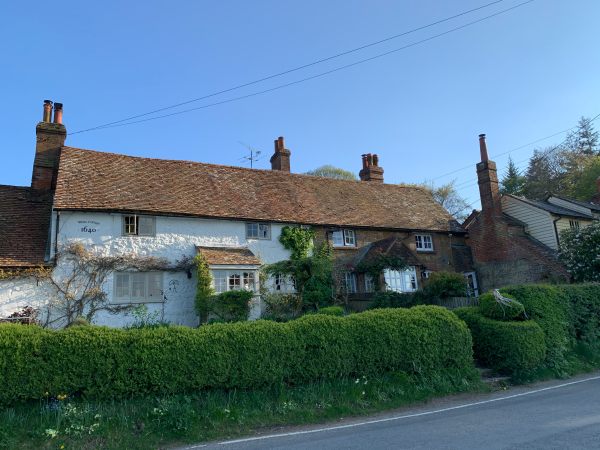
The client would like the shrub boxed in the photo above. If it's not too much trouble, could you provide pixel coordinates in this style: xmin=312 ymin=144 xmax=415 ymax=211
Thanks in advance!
xmin=261 ymin=292 xmax=302 ymax=322
xmin=478 ymin=292 xmax=525 ymax=321
xmin=455 ymin=307 xmax=546 ymax=375
xmin=210 ymin=290 xmax=253 ymax=322
xmin=371 ymin=291 xmax=416 ymax=309
xmin=559 ymin=222 xmax=600 ymax=282
xmin=316 ymin=306 xmax=344 ymax=316
xmin=0 ymin=306 xmax=474 ymax=406
xmin=500 ymin=285 xmax=572 ymax=374
xmin=559 ymin=284 xmax=600 ymax=347
xmin=421 ymin=271 xmax=467 ymax=302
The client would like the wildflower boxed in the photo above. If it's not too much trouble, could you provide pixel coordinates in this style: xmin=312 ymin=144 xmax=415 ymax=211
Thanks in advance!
xmin=45 ymin=428 xmax=59 ymax=438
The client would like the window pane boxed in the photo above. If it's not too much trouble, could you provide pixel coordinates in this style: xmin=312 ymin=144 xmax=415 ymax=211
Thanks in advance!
xmin=344 ymin=229 xmax=356 ymax=246
xmin=332 ymin=230 xmax=344 ymax=246
xmin=243 ymin=272 xmax=256 ymax=292
xmin=131 ymin=273 xmax=146 ymax=299
xmin=344 ymin=272 xmax=357 ymax=293
xmin=123 ymin=216 xmax=137 ymax=235
xmin=364 ymin=275 xmax=374 ymax=293
xmin=115 ymin=273 xmax=130 ymax=298
xmin=228 ymin=273 xmax=241 ymax=290
xmin=147 ymin=272 xmax=163 ymax=301
xmin=138 ymin=216 xmax=155 ymax=236
xmin=246 ymin=223 xmax=258 ymax=238
xmin=212 ymin=270 xmax=227 ymax=293
xmin=258 ymin=223 xmax=270 ymax=239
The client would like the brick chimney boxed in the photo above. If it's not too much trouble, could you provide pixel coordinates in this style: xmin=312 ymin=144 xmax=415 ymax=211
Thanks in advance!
xmin=592 ymin=176 xmax=600 ymax=205
xmin=476 ymin=134 xmax=501 ymax=214
xmin=359 ymin=153 xmax=384 ymax=182
xmin=270 ymin=136 xmax=291 ymax=172
xmin=32 ymin=100 xmax=66 ymax=191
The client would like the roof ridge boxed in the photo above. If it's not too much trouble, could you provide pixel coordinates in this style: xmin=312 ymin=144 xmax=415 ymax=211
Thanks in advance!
xmin=60 ymin=146 xmax=427 ymax=190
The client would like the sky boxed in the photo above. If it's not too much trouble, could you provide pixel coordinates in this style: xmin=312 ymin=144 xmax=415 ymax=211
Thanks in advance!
xmin=1 ymin=0 xmax=599 ymax=210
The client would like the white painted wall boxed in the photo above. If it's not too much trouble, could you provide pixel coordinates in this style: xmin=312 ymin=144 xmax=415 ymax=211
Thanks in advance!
xmin=502 ymin=196 xmax=558 ymax=249
xmin=0 ymin=211 xmax=293 ymax=327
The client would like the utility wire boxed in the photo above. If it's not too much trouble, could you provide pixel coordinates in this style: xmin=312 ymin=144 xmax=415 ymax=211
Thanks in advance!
xmin=70 ymin=0 xmax=507 ymax=135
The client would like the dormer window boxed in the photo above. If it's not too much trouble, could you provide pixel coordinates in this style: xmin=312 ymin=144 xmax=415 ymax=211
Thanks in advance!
xmin=332 ymin=229 xmax=356 ymax=247
xmin=122 ymin=215 xmax=155 ymax=236
xmin=415 ymin=234 xmax=434 ymax=252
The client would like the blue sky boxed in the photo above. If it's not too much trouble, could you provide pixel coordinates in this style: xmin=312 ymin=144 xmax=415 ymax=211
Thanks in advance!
xmin=2 ymin=0 xmax=599 ymax=209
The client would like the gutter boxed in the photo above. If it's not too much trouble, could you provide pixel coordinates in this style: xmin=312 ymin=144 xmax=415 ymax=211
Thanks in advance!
xmin=552 ymin=215 xmax=561 ymax=249
xmin=54 ymin=210 xmax=60 ymax=264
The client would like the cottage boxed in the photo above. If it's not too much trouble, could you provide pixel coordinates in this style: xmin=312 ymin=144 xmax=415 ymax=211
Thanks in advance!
xmin=464 ymin=134 xmax=571 ymax=291
xmin=0 ymin=101 xmax=473 ymax=326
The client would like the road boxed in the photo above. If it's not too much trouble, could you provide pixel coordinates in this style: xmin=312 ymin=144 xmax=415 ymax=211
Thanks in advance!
xmin=190 ymin=373 xmax=600 ymax=450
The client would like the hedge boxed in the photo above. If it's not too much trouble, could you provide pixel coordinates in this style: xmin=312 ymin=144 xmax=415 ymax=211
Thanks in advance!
xmin=455 ymin=307 xmax=546 ymax=375
xmin=0 ymin=306 xmax=474 ymax=406
xmin=478 ymin=292 xmax=525 ymax=321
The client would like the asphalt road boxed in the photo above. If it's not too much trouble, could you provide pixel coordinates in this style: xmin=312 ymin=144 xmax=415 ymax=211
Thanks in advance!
xmin=192 ymin=373 xmax=600 ymax=450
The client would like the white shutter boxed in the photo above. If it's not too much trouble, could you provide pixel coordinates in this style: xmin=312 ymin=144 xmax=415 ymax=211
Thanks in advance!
xmin=138 ymin=216 xmax=155 ymax=236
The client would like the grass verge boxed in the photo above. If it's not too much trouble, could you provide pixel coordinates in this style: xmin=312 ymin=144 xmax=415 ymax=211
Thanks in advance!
xmin=0 ymin=368 xmax=482 ymax=450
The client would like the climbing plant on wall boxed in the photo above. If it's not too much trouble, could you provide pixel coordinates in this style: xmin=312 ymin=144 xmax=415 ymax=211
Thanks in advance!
xmin=194 ymin=252 xmax=214 ymax=323
xmin=279 ymin=225 xmax=315 ymax=259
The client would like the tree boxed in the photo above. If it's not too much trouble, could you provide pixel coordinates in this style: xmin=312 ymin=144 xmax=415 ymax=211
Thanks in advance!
xmin=425 ymin=181 xmax=471 ymax=222
xmin=563 ymin=116 xmax=599 ymax=156
xmin=522 ymin=147 xmax=565 ymax=200
xmin=500 ymin=157 xmax=526 ymax=196
xmin=559 ymin=221 xmax=600 ymax=282
xmin=305 ymin=165 xmax=357 ymax=180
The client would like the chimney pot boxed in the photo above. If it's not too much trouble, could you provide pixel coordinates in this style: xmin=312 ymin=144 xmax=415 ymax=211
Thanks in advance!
xmin=359 ymin=153 xmax=384 ymax=182
xmin=479 ymin=133 xmax=489 ymax=162
xmin=270 ymin=135 xmax=291 ymax=172
xmin=43 ymin=100 xmax=53 ymax=123
xmin=53 ymin=102 xmax=63 ymax=124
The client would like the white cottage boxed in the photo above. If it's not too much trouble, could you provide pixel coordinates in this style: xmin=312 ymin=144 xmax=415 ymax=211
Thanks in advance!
xmin=0 ymin=101 xmax=471 ymax=327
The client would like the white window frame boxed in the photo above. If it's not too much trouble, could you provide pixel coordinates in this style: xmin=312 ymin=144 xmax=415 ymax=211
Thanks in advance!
xmin=344 ymin=272 xmax=357 ymax=294
xmin=384 ymin=267 xmax=418 ymax=293
xmin=122 ymin=214 xmax=156 ymax=237
xmin=273 ymin=273 xmax=294 ymax=293
xmin=246 ymin=222 xmax=271 ymax=240
xmin=415 ymin=234 xmax=434 ymax=252
xmin=569 ymin=220 xmax=580 ymax=231
xmin=332 ymin=229 xmax=356 ymax=247
xmin=112 ymin=271 xmax=163 ymax=304
xmin=211 ymin=269 xmax=258 ymax=293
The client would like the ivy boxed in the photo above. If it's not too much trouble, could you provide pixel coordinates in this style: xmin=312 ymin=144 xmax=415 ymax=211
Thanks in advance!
xmin=355 ymin=254 xmax=407 ymax=290
xmin=279 ymin=226 xmax=315 ymax=260
xmin=194 ymin=253 xmax=214 ymax=324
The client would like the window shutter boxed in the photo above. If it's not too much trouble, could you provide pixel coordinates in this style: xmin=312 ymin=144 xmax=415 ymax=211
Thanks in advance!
xmin=138 ymin=216 xmax=155 ymax=236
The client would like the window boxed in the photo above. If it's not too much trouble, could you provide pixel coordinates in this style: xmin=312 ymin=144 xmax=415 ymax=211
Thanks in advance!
xmin=122 ymin=215 xmax=155 ymax=236
xmin=569 ymin=220 xmax=580 ymax=231
xmin=113 ymin=272 xmax=163 ymax=303
xmin=422 ymin=270 xmax=433 ymax=279
xmin=415 ymin=234 xmax=434 ymax=252
xmin=344 ymin=272 xmax=357 ymax=294
xmin=211 ymin=269 xmax=257 ymax=293
xmin=274 ymin=273 xmax=293 ymax=292
xmin=246 ymin=222 xmax=271 ymax=239
xmin=364 ymin=275 xmax=375 ymax=293
xmin=332 ymin=229 xmax=356 ymax=247
xmin=384 ymin=267 xmax=418 ymax=293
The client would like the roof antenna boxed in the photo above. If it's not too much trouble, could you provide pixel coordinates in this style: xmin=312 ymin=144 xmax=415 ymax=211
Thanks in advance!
xmin=238 ymin=141 xmax=263 ymax=168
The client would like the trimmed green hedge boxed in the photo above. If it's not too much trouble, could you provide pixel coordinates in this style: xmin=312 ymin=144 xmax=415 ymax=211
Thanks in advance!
xmin=0 ymin=306 xmax=474 ymax=406
xmin=500 ymin=285 xmax=572 ymax=373
xmin=455 ymin=307 xmax=546 ymax=375
xmin=478 ymin=292 xmax=525 ymax=321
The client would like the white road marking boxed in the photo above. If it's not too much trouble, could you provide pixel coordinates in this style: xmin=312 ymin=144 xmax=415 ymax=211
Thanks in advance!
xmin=185 ymin=374 xmax=600 ymax=449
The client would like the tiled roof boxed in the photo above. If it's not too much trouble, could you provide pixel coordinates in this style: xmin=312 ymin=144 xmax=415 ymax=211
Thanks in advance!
xmin=53 ymin=147 xmax=463 ymax=233
xmin=507 ymin=195 xmax=593 ymax=219
xmin=196 ymin=246 xmax=261 ymax=266
xmin=353 ymin=236 xmax=421 ymax=268
xmin=0 ymin=185 xmax=52 ymax=268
